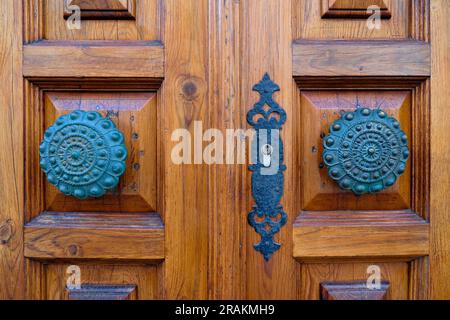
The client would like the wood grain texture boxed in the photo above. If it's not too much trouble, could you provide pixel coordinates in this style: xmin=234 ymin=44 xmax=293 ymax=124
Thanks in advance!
xmin=328 ymin=0 xmax=388 ymax=10
xmin=322 ymin=0 xmax=391 ymax=19
xmin=409 ymin=257 xmax=429 ymax=299
xmin=294 ymin=0 xmax=407 ymax=39
xmin=298 ymin=262 xmax=409 ymax=300
xmin=299 ymin=91 xmax=411 ymax=211
xmin=22 ymin=0 xmax=165 ymax=300
xmin=0 ymin=0 xmax=25 ymax=299
xmin=240 ymin=0 xmax=297 ymax=299
xmin=430 ymin=0 xmax=450 ymax=299
xmin=161 ymin=0 xmax=209 ymax=299
xmin=2 ymin=0 xmax=441 ymax=300
xmin=294 ymin=211 xmax=429 ymax=261
xmin=23 ymin=41 xmax=164 ymax=78
xmin=46 ymin=263 xmax=158 ymax=300
xmin=207 ymin=0 xmax=246 ymax=299
xmin=67 ymin=284 xmax=137 ymax=300
xmin=24 ymin=212 xmax=164 ymax=261
xmin=69 ymin=0 xmax=129 ymax=10
xmin=293 ymin=40 xmax=431 ymax=77
xmin=42 ymin=92 xmax=157 ymax=213
xmin=321 ymin=281 xmax=390 ymax=300
xmin=411 ymin=80 xmax=431 ymax=221
xmin=44 ymin=0 xmax=159 ymax=40
xmin=64 ymin=0 xmax=135 ymax=20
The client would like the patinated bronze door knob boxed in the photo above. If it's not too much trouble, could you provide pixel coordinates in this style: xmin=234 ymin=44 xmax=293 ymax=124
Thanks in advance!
xmin=40 ymin=110 xmax=128 ymax=199
xmin=323 ymin=107 xmax=409 ymax=195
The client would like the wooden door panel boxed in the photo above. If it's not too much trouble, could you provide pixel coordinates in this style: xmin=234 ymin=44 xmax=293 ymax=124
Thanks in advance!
xmin=22 ymin=0 xmax=210 ymax=300
xmin=22 ymin=0 xmax=168 ymax=300
xmin=23 ymin=41 xmax=164 ymax=79
xmin=298 ymin=262 xmax=409 ymax=300
xmin=45 ymin=264 xmax=158 ymax=300
xmin=293 ymin=41 xmax=430 ymax=77
xmin=294 ymin=211 xmax=429 ymax=260
xmin=205 ymin=0 xmax=434 ymax=300
xmin=322 ymin=0 xmax=391 ymax=19
xmin=67 ymin=0 xmax=130 ymax=11
xmin=320 ymin=281 xmax=391 ymax=300
xmin=290 ymin=0 xmax=431 ymax=300
xmin=63 ymin=0 xmax=136 ymax=20
xmin=293 ymin=0 xmax=409 ymax=39
xmin=326 ymin=0 xmax=388 ymax=10
xmin=24 ymin=212 xmax=164 ymax=260
xmin=1 ymin=0 xmax=447 ymax=300
xmin=43 ymin=92 xmax=157 ymax=213
xmin=45 ymin=0 xmax=159 ymax=40
xmin=67 ymin=284 xmax=138 ymax=300
xmin=299 ymin=90 xmax=411 ymax=211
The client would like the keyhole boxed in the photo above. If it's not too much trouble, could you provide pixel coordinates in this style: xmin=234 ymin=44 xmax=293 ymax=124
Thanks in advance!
xmin=261 ymin=144 xmax=273 ymax=167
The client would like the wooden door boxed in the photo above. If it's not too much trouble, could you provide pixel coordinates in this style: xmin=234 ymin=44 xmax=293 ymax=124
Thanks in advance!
xmin=208 ymin=0 xmax=449 ymax=300
xmin=0 ymin=0 xmax=448 ymax=300
xmin=1 ymin=0 xmax=210 ymax=300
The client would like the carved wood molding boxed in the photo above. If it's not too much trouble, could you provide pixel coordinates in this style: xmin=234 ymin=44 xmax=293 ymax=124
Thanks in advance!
xmin=293 ymin=211 xmax=429 ymax=261
xmin=23 ymin=41 xmax=164 ymax=79
xmin=322 ymin=0 xmax=391 ymax=19
xmin=321 ymin=281 xmax=390 ymax=300
xmin=64 ymin=0 xmax=136 ymax=20
xmin=293 ymin=40 xmax=430 ymax=78
xmin=25 ymin=212 xmax=165 ymax=261
xmin=67 ymin=284 xmax=137 ymax=300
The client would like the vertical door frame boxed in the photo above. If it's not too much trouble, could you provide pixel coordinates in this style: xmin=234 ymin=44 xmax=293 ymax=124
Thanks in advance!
xmin=0 ymin=0 xmax=25 ymax=300
xmin=429 ymin=0 xmax=450 ymax=299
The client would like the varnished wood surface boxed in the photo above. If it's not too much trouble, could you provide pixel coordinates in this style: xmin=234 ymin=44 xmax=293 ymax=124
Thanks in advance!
xmin=298 ymin=262 xmax=409 ymax=300
xmin=207 ymin=0 xmax=246 ymax=299
xmin=321 ymin=281 xmax=390 ymax=300
xmin=430 ymin=0 xmax=450 ymax=299
xmin=293 ymin=40 xmax=431 ymax=77
xmin=161 ymin=0 xmax=209 ymax=299
xmin=327 ymin=0 xmax=388 ymax=10
xmin=0 ymin=0 xmax=25 ymax=299
xmin=24 ymin=40 xmax=164 ymax=78
xmin=322 ymin=0 xmax=391 ymax=19
xmin=24 ymin=212 xmax=164 ymax=261
xmin=299 ymin=91 xmax=411 ymax=211
xmin=240 ymin=0 xmax=297 ymax=299
xmin=294 ymin=0 xmax=409 ymax=39
xmin=68 ymin=0 xmax=129 ymax=10
xmin=67 ymin=284 xmax=137 ymax=300
xmin=44 ymin=0 xmax=159 ymax=40
xmin=63 ymin=0 xmax=136 ymax=20
xmin=0 ymin=0 xmax=448 ymax=300
xmin=42 ymin=92 xmax=158 ymax=213
xmin=46 ymin=263 xmax=159 ymax=300
xmin=294 ymin=211 xmax=429 ymax=260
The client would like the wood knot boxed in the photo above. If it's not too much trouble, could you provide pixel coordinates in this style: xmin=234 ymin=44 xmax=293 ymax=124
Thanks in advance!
xmin=0 ymin=220 xmax=13 ymax=245
xmin=174 ymin=75 xmax=207 ymax=128
xmin=68 ymin=245 xmax=79 ymax=256
xmin=182 ymin=81 xmax=198 ymax=101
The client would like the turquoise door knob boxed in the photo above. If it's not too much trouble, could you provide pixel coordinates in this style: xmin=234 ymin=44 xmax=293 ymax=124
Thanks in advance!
xmin=39 ymin=110 xmax=128 ymax=199
xmin=323 ymin=107 xmax=410 ymax=195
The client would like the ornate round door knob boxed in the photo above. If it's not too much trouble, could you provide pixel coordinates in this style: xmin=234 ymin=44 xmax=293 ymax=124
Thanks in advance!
xmin=40 ymin=110 xmax=128 ymax=199
xmin=323 ymin=107 xmax=409 ymax=195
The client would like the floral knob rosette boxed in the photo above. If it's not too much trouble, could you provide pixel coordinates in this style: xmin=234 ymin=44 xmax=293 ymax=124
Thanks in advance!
xmin=323 ymin=107 xmax=410 ymax=195
xmin=40 ymin=110 xmax=128 ymax=199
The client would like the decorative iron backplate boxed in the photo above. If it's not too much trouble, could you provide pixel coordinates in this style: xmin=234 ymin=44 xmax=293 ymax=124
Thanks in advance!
xmin=40 ymin=110 xmax=128 ymax=199
xmin=323 ymin=106 xmax=409 ymax=195
xmin=247 ymin=73 xmax=287 ymax=261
